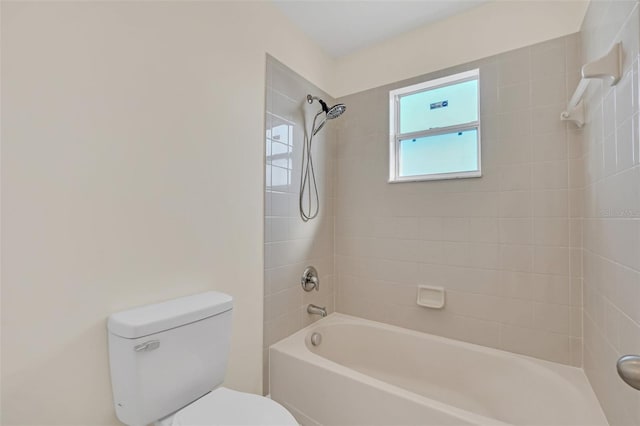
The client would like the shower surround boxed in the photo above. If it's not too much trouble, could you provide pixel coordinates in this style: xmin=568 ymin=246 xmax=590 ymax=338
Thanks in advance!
xmin=580 ymin=1 xmax=640 ymax=424
xmin=264 ymin=10 xmax=640 ymax=423
xmin=333 ymin=33 xmax=584 ymax=367
xmin=263 ymin=56 xmax=336 ymax=394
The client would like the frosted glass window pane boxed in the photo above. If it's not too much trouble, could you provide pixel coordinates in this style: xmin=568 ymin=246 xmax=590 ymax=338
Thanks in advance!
xmin=399 ymin=80 xmax=478 ymax=134
xmin=399 ymin=129 xmax=478 ymax=177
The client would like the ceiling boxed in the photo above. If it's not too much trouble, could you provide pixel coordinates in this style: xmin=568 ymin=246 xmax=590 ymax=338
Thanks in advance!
xmin=272 ymin=0 xmax=488 ymax=57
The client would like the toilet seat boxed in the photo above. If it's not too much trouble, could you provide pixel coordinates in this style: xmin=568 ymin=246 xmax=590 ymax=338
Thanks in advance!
xmin=169 ymin=387 xmax=298 ymax=426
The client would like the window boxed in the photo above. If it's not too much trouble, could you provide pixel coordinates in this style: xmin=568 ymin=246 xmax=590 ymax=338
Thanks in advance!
xmin=389 ymin=69 xmax=481 ymax=182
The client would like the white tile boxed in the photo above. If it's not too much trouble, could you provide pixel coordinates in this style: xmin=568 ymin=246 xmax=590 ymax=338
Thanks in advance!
xmin=468 ymin=243 xmax=500 ymax=269
xmin=500 ymin=244 xmax=533 ymax=272
xmin=603 ymin=87 xmax=616 ymax=138
xmin=442 ymin=217 xmax=470 ymax=242
xmin=499 ymin=165 xmax=532 ymax=191
xmin=446 ymin=291 xmax=503 ymax=322
xmin=531 ymin=45 xmax=566 ymax=79
xmin=614 ymin=264 xmax=640 ymax=324
xmin=532 ymin=104 xmax=566 ymax=135
xmin=270 ymin=217 xmax=288 ymax=242
xmin=461 ymin=317 xmax=501 ymax=348
xmin=533 ymin=218 xmax=570 ymax=246
xmin=499 ymin=218 xmax=533 ymax=244
xmin=500 ymin=324 xmax=570 ymax=364
xmin=532 ymin=161 xmax=568 ymax=190
xmin=500 ymin=191 xmax=532 ymax=217
xmin=420 ymin=217 xmax=443 ymax=241
xmin=616 ymin=69 xmax=635 ymax=126
xmin=603 ymin=299 xmax=621 ymax=349
xmin=634 ymin=113 xmax=640 ymax=165
xmin=569 ymin=337 xmax=583 ymax=367
xmin=570 ymin=306 xmax=583 ymax=338
xmin=533 ymin=190 xmax=569 ymax=217
xmin=532 ymin=74 xmax=567 ymax=107
xmin=499 ymin=82 xmax=530 ymax=112
xmin=533 ymin=246 xmax=570 ymax=275
xmin=264 ymin=287 xmax=302 ymax=321
xmin=616 ymin=116 xmax=635 ymax=171
xmin=502 ymin=298 xmax=534 ymax=327
xmin=530 ymin=273 xmax=572 ymax=305
xmin=498 ymin=48 xmax=531 ymax=86
xmin=533 ymin=302 xmax=570 ymax=334
xmin=532 ymin=130 xmax=567 ymax=162
xmin=602 ymin=132 xmax=617 ymax=176
xmin=373 ymin=238 xmax=422 ymax=263
xmin=568 ymin=128 xmax=584 ymax=159
xmin=570 ymin=219 xmax=583 ymax=248
xmin=468 ymin=218 xmax=499 ymax=242
xmin=270 ymin=192 xmax=290 ymax=217
xmin=443 ymin=242 xmax=471 ymax=267
xmin=618 ymin=311 xmax=640 ymax=355
xmin=568 ymin=159 xmax=584 ymax=189
xmin=420 ymin=240 xmax=445 ymax=264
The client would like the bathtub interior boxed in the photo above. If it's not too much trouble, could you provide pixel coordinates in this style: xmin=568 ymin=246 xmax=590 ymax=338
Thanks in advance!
xmin=271 ymin=313 xmax=608 ymax=426
xmin=306 ymin=321 xmax=599 ymax=425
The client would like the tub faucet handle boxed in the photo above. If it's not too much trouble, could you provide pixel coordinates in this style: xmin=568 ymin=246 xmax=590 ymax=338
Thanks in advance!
xmin=301 ymin=266 xmax=320 ymax=292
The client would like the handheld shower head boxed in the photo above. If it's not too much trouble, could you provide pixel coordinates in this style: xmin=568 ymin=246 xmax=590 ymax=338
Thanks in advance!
xmin=300 ymin=94 xmax=347 ymax=222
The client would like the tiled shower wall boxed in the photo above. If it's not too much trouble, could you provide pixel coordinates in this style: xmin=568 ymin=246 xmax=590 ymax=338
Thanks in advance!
xmin=333 ymin=34 xmax=584 ymax=366
xmin=263 ymin=57 xmax=336 ymax=394
xmin=580 ymin=1 xmax=640 ymax=424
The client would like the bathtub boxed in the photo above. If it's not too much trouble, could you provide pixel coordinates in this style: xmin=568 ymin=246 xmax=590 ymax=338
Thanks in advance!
xmin=269 ymin=313 xmax=607 ymax=426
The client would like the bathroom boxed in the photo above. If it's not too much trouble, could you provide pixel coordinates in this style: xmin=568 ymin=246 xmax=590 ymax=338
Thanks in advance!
xmin=2 ymin=0 xmax=639 ymax=425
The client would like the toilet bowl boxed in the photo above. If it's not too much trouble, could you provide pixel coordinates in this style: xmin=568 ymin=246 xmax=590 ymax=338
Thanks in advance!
xmin=107 ymin=291 xmax=297 ymax=426
xmin=157 ymin=387 xmax=297 ymax=426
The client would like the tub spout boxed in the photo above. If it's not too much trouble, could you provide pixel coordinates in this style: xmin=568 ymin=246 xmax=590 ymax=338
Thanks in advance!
xmin=307 ymin=304 xmax=327 ymax=317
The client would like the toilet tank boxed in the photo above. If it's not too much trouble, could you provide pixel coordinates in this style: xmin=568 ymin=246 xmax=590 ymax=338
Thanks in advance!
xmin=107 ymin=292 xmax=233 ymax=426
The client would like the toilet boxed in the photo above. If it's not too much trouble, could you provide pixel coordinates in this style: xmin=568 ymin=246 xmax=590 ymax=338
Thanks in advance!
xmin=107 ymin=291 xmax=298 ymax=426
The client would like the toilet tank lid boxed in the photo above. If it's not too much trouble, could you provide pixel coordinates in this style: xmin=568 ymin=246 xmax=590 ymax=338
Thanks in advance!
xmin=108 ymin=291 xmax=233 ymax=339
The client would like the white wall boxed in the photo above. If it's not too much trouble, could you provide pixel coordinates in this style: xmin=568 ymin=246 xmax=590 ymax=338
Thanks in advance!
xmin=1 ymin=2 xmax=332 ymax=425
xmin=332 ymin=0 xmax=589 ymax=97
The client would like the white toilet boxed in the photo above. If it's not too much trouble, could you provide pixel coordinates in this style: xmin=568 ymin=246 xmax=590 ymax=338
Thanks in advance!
xmin=107 ymin=291 xmax=297 ymax=426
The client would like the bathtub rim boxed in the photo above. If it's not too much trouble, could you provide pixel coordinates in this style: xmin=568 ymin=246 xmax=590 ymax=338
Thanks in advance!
xmin=275 ymin=312 xmax=588 ymax=374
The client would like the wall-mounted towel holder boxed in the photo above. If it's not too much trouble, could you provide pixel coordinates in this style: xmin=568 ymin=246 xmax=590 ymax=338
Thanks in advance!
xmin=560 ymin=42 xmax=622 ymax=128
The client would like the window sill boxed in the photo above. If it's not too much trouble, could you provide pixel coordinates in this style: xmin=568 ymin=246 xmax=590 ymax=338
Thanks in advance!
xmin=388 ymin=170 xmax=482 ymax=183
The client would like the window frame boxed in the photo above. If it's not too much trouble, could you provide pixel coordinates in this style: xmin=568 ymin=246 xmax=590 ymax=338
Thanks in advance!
xmin=388 ymin=68 xmax=482 ymax=183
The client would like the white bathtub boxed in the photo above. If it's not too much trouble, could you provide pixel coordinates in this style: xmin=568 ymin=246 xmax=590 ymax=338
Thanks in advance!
xmin=269 ymin=313 xmax=607 ymax=426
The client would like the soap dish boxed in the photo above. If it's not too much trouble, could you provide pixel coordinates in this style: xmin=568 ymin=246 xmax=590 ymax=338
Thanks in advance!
xmin=416 ymin=285 xmax=445 ymax=309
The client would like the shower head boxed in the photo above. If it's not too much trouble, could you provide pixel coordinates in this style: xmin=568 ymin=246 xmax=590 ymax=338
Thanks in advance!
xmin=326 ymin=103 xmax=346 ymax=119
xmin=307 ymin=94 xmax=346 ymax=136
